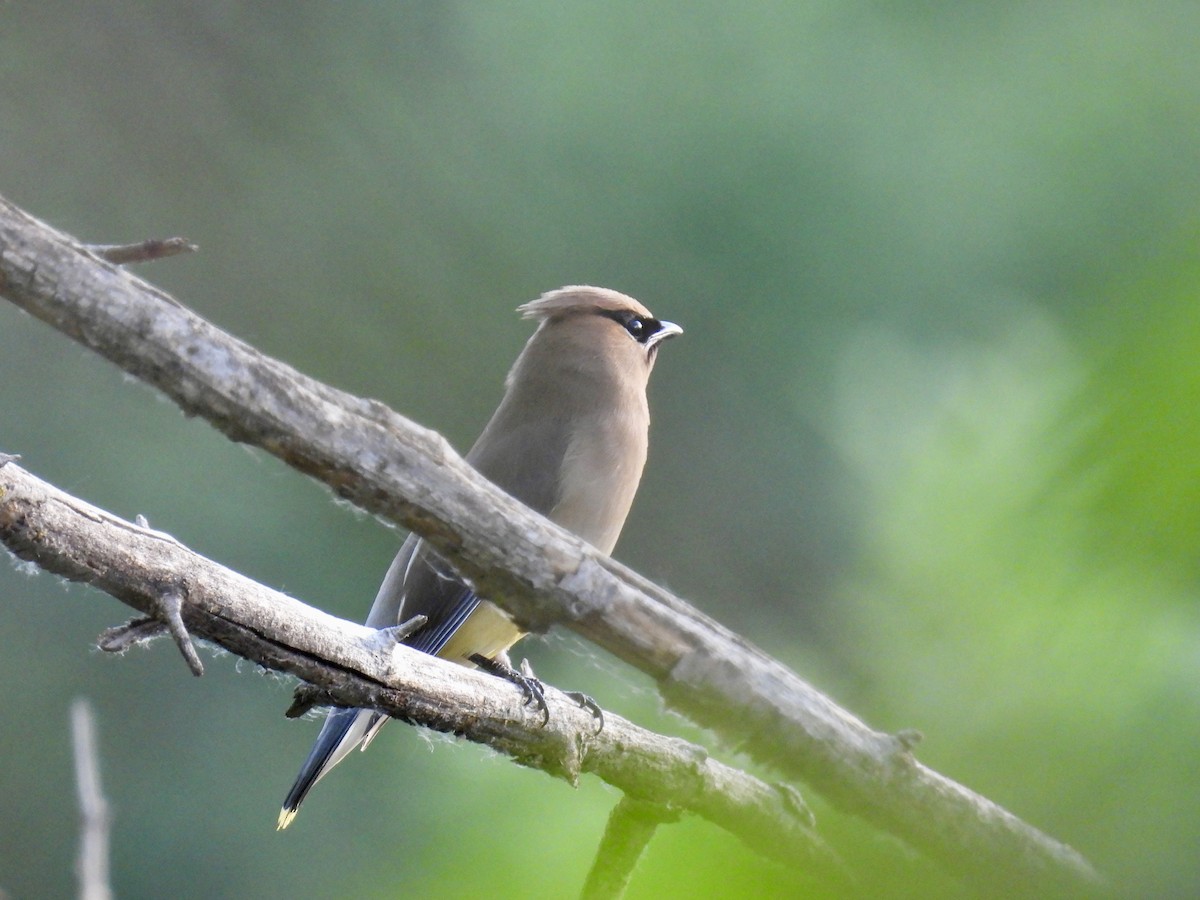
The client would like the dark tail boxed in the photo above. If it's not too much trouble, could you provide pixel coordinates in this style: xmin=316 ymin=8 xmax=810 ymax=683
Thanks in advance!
xmin=277 ymin=706 xmax=376 ymax=829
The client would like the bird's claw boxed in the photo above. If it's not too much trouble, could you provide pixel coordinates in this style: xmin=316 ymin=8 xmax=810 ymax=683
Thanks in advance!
xmin=469 ymin=653 xmax=550 ymax=726
xmin=563 ymin=690 xmax=605 ymax=733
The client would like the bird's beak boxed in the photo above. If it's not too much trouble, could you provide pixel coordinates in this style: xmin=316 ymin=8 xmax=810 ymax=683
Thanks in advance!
xmin=649 ymin=320 xmax=683 ymax=349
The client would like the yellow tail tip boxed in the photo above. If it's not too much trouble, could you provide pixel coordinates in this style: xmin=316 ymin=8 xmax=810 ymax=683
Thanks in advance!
xmin=276 ymin=808 xmax=298 ymax=831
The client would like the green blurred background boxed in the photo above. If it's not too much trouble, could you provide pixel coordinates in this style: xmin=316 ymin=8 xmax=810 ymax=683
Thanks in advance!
xmin=3 ymin=3 xmax=1199 ymax=897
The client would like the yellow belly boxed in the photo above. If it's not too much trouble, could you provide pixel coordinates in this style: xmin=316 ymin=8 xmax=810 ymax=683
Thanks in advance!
xmin=436 ymin=600 xmax=525 ymax=666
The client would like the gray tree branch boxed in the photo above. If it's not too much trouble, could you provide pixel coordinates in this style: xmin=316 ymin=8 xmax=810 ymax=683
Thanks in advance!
xmin=0 ymin=193 xmax=1104 ymax=897
xmin=0 ymin=458 xmax=842 ymax=885
xmin=581 ymin=797 xmax=679 ymax=900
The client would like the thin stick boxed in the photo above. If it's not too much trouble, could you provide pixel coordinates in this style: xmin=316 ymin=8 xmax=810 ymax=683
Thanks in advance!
xmin=581 ymin=797 xmax=677 ymax=900
xmin=87 ymin=237 xmax=197 ymax=265
xmin=71 ymin=699 xmax=113 ymax=900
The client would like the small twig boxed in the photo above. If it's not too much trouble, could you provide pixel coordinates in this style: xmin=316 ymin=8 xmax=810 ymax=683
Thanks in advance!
xmin=71 ymin=699 xmax=113 ymax=900
xmin=97 ymin=615 xmax=167 ymax=652
xmin=87 ymin=237 xmax=197 ymax=265
xmin=774 ymin=781 xmax=816 ymax=829
xmin=285 ymin=684 xmax=333 ymax=719
xmin=158 ymin=584 xmax=204 ymax=676
xmin=377 ymin=614 xmax=429 ymax=645
xmin=581 ymin=797 xmax=679 ymax=900
xmin=892 ymin=728 xmax=924 ymax=752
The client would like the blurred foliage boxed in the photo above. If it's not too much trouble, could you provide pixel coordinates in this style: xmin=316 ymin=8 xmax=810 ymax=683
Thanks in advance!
xmin=3 ymin=2 xmax=1200 ymax=897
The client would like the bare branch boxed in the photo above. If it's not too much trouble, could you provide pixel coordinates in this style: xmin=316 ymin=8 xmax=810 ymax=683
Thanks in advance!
xmin=86 ymin=237 xmax=197 ymax=265
xmin=0 ymin=194 xmax=1105 ymax=896
xmin=581 ymin=797 xmax=679 ymax=900
xmin=71 ymin=699 xmax=113 ymax=900
xmin=0 ymin=459 xmax=843 ymax=883
xmin=156 ymin=583 xmax=204 ymax=676
xmin=98 ymin=616 xmax=168 ymax=652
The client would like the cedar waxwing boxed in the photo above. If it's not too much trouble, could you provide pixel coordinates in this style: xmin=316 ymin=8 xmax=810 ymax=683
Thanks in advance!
xmin=277 ymin=286 xmax=681 ymax=828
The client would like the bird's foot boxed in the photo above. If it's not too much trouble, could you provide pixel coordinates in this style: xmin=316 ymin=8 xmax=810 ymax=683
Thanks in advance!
xmin=519 ymin=659 xmax=603 ymax=731
xmin=469 ymin=653 xmax=549 ymax=725
xmin=562 ymin=690 xmax=605 ymax=734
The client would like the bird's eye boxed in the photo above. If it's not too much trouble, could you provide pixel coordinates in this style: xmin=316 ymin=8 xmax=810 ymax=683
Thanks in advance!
xmin=596 ymin=308 xmax=663 ymax=344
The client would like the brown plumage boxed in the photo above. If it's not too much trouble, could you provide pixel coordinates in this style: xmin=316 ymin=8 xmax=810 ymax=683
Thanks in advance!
xmin=277 ymin=286 xmax=680 ymax=828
